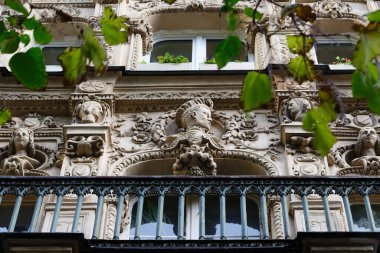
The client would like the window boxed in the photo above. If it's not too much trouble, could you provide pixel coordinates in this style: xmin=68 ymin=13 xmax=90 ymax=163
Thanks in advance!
xmin=125 ymin=194 xmax=260 ymax=240
xmin=140 ymin=34 xmax=254 ymax=70
xmin=314 ymin=36 xmax=356 ymax=64
xmin=42 ymin=42 xmax=81 ymax=72
xmin=351 ymin=204 xmax=380 ymax=231
xmin=0 ymin=198 xmax=34 ymax=232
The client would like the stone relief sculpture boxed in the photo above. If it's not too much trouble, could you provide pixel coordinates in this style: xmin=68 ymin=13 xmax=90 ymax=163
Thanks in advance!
xmin=73 ymin=96 xmax=110 ymax=124
xmin=0 ymin=128 xmax=49 ymax=176
xmin=351 ymin=127 xmax=380 ymax=172
xmin=154 ymin=98 xmax=223 ymax=176
xmin=281 ymin=93 xmax=316 ymax=123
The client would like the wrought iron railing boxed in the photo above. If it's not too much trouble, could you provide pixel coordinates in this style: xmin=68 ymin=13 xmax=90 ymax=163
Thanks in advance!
xmin=0 ymin=176 xmax=379 ymax=240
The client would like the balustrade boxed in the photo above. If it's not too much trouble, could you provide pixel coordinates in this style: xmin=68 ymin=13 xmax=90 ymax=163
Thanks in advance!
xmin=0 ymin=176 xmax=379 ymax=239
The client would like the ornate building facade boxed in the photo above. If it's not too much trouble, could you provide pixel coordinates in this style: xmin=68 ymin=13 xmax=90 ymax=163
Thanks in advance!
xmin=0 ymin=0 xmax=380 ymax=252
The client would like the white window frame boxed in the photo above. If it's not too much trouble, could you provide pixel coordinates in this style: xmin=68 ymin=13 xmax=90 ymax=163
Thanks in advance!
xmin=142 ymin=32 xmax=254 ymax=70
xmin=42 ymin=41 xmax=82 ymax=72
xmin=311 ymin=35 xmax=357 ymax=66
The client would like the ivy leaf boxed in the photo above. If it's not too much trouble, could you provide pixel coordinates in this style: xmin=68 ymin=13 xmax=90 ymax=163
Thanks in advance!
xmin=244 ymin=7 xmax=263 ymax=21
xmin=9 ymin=47 xmax=47 ymax=90
xmin=100 ymin=7 xmax=128 ymax=45
xmin=23 ymin=17 xmax=38 ymax=30
xmin=161 ymin=0 xmax=176 ymax=4
xmin=19 ymin=34 xmax=30 ymax=46
xmin=7 ymin=16 xmax=18 ymax=26
xmin=0 ymin=31 xmax=20 ymax=54
xmin=367 ymin=9 xmax=380 ymax=22
xmin=352 ymin=22 xmax=380 ymax=73
xmin=5 ymin=0 xmax=28 ymax=17
xmin=0 ymin=108 xmax=12 ymax=125
xmin=288 ymin=56 xmax=315 ymax=83
xmin=34 ymin=22 xmax=53 ymax=45
xmin=281 ymin=4 xmax=316 ymax=22
xmin=215 ymin=35 xmax=241 ymax=69
xmin=58 ymin=47 xmax=87 ymax=86
xmin=286 ymin=35 xmax=314 ymax=55
xmin=352 ymin=64 xmax=380 ymax=113
xmin=241 ymin=71 xmax=273 ymax=111
xmin=82 ymin=27 xmax=106 ymax=73
xmin=303 ymin=100 xmax=336 ymax=156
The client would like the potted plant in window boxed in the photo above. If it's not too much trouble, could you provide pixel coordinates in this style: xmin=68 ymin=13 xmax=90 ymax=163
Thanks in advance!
xmin=199 ymin=57 xmax=254 ymax=70
xmin=136 ymin=52 xmax=192 ymax=71
xmin=329 ymin=56 xmax=355 ymax=70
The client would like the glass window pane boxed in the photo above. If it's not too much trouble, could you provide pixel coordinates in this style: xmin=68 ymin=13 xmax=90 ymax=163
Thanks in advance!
xmin=206 ymin=39 xmax=248 ymax=62
xmin=130 ymin=196 xmax=179 ymax=239
xmin=0 ymin=202 xmax=34 ymax=232
xmin=351 ymin=204 xmax=380 ymax=231
xmin=43 ymin=47 xmax=67 ymax=65
xmin=205 ymin=196 xmax=260 ymax=239
xmin=316 ymin=42 xmax=355 ymax=64
xmin=150 ymin=40 xmax=192 ymax=62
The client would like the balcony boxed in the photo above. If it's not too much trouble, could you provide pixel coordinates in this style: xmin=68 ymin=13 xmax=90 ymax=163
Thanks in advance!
xmin=1 ymin=176 xmax=380 ymax=253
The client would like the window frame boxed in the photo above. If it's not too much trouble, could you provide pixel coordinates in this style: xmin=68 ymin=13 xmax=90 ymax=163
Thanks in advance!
xmin=42 ymin=41 xmax=82 ymax=72
xmin=141 ymin=32 xmax=254 ymax=70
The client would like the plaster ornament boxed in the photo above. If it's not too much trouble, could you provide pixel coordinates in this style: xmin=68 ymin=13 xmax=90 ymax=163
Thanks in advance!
xmin=79 ymin=80 xmax=107 ymax=93
xmin=281 ymin=93 xmax=316 ymax=123
xmin=0 ymin=128 xmax=48 ymax=176
xmin=350 ymin=127 xmax=380 ymax=174
xmin=1 ymin=113 xmax=62 ymax=129
xmin=66 ymin=135 xmax=105 ymax=157
xmin=313 ymin=0 xmax=352 ymax=18
xmin=292 ymin=156 xmax=325 ymax=176
xmin=73 ymin=96 xmax=111 ymax=124
xmin=155 ymin=98 xmax=223 ymax=175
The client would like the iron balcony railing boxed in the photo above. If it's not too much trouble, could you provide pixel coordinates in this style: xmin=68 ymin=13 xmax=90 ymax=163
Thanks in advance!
xmin=0 ymin=176 xmax=379 ymax=240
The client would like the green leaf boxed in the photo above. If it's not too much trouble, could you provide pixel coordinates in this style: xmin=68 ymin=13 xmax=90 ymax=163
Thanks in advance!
xmin=162 ymin=0 xmax=176 ymax=4
xmin=0 ymin=21 xmax=5 ymax=35
xmin=288 ymin=56 xmax=315 ymax=83
xmin=82 ymin=27 xmax=106 ymax=73
xmin=244 ymin=7 xmax=263 ymax=21
xmin=19 ymin=34 xmax=30 ymax=46
xmin=7 ymin=16 xmax=18 ymax=26
xmin=286 ymin=35 xmax=314 ymax=55
xmin=302 ymin=101 xmax=336 ymax=156
xmin=215 ymin=35 xmax=241 ymax=69
xmin=0 ymin=108 xmax=12 ymax=125
xmin=9 ymin=47 xmax=47 ymax=90
xmin=352 ymin=22 xmax=380 ymax=73
xmin=34 ymin=22 xmax=53 ymax=45
xmin=58 ymin=47 xmax=87 ymax=86
xmin=23 ymin=17 xmax=38 ymax=30
xmin=0 ymin=31 xmax=20 ymax=54
xmin=352 ymin=65 xmax=380 ymax=113
xmin=100 ymin=7 xmax=128 ymax=45
xmin=367 ymin=9 xmax=380 ymax=22
xmin=241 ymin=71 xmax=273 ymax=111
xmin=227 ymin=11 xmax=238 ymax=31
xmin=5 ymin=0 xmax=29 ymax=16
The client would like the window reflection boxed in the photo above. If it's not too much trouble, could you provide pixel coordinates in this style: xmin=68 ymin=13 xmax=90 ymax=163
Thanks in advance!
xmin=351 ymin=204 xmax=380 ymax=231
xmin=130 ymin=196 xmax=179 ymax=239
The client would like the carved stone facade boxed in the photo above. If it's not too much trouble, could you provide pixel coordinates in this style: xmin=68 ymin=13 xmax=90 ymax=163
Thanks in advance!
xmin=0 ymin=0 xmax=378 ymax=248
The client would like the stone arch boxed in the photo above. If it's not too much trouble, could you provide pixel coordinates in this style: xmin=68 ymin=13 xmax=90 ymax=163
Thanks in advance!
xmin=109 ymin=149 xmax=279 ymax=176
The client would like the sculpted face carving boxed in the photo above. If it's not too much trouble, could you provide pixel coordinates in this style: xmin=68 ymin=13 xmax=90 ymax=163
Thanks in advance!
xmin=351 ymin=127 xmax=380 ymax=172
xmin=287 ymin=97 xmax=312 ymax=121
xmin=355 ymin=127 xmax=380 ymax=156
xmin=176 ymin=98 xmax=213 ymax=131
xmin=0 ymin=128 xmax=42 ymax=176
xmin=74 ymin=97 xmax=110 ymax=124
xmin=79 ymin=100 xmax=103 ymax=124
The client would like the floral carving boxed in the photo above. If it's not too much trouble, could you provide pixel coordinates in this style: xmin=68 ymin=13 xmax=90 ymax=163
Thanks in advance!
xmin=313 ymin=0 xmax=352 ymax=18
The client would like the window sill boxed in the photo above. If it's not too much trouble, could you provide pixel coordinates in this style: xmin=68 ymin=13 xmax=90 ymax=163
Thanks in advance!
xmin=136 ymin=63 xmax=192 ymax=71
xmin=199 ymin=62 xmax=254 ymax=70
xmin=328 ymin=64 xmax=355 ymax=70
